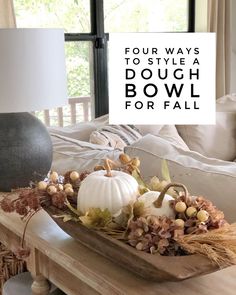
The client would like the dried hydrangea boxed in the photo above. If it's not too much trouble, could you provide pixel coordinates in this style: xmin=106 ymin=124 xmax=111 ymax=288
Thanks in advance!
xmin=127 ymin=216 xmax=185 ymax=255
xmin=0 ymin=189 xmax=46 ymax=219
xmin=51 ymin=191 xmax=67 ymax=209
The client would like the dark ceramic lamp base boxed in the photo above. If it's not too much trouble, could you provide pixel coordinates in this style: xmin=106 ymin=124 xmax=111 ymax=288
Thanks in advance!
xmin=0 ymin=113 xmax=52 ymax=191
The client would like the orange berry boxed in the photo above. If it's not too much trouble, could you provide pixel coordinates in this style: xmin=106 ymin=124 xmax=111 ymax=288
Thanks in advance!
xmin=119 ymin=153 xmax=131 ymax=164
xmin=197 ymin=210 xmax=209 ymax=222
xmin=70 ymin=171 xmax=80 ymax=181
xmin=174 ymin=219 xmax=185 ymax=228
xmin=37 ymin=181 xmax=47 ymax=191
xmin=175 ymin=201 xmax=187 ymax=213
xmin=186 ymin=206 xmax=197 ymax=217
xmin=64 ymin=183 xmax=72 ymax=189
xmin=65 ymin=187 xmax=74 ymax=197
xmin=47 ymin=185 xmax=57 ymax=195
xmin=49 ymin=171 xmax=58 ymax=183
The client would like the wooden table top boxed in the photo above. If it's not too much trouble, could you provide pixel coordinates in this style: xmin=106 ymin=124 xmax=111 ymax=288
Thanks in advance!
xmin=0 ymin=208 xmax=235 ymax=295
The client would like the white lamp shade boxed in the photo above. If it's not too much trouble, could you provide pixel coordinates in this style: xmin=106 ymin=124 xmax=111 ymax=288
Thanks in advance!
xmin=0 ymin=29 xmax=67 ymax=112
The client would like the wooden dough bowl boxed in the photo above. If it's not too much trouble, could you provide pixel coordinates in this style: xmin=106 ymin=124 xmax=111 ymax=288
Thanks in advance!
xmin=43 ymin=206 xmax=223 ymax=282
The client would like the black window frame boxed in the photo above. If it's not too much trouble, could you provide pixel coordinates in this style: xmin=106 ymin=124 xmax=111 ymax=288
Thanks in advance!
xmin=65 ymin=0 xmax=195 ymax=118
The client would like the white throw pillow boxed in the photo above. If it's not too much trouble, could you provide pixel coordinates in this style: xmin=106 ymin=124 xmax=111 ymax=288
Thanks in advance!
xmin=51 ymin=133 xmax=120 ymax=173
xmin=48 ymin=123 xmax=97 ymax=142
xmin=90 ymin=125 xmax=142 ymax=150
xmin=48 ymin=114 xmax=109 ymax=142
xmin=136 ymin=124 xmax=189 ymax=151
xmin=176 ymin=94 xmax=236 ymax=161
xmin=125 ymin=134 xmax=236 ymax=222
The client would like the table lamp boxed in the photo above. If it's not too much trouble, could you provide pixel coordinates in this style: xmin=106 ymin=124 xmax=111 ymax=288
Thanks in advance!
xmin=0 ymin=29 xmax=67 ymax=191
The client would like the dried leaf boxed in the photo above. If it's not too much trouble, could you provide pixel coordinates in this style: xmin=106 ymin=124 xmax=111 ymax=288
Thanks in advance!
xmin=132 ymin=169 xmax=147 ymax=188
xmin=133 ymin=201 xmax=146 ymax=218
xmin=63 ymin=215 xmax=73 ymax=222
xmin=65 ymin=198 xmax=81 ymax=216
xmin=138 ymin=185 xmax=149 ymax=195
xmin=52 ymin=214 xmax=79 ymax=222
xmin=53 ymin=214 xmax=67 ymax=218
xmin=161 ymin=159 xmax=171 ymax=182
xmin=106 ymin=221 xmax=121 ymax=230
xmin=79 ymin=208 xmax=112 ymax=228
xmin=117 ymin=203 xmax=136 ymax=238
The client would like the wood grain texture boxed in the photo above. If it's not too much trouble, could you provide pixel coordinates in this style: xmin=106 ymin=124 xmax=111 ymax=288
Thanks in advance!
xmin=44 ymin=206 xmax=220 ymax=282
xmin=31 ymin=275 xmax=50 ymax=295
xmin=0 ymin=208 xmax=236 ymax=295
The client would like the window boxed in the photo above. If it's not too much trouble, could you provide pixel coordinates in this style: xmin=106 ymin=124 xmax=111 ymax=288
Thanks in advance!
xmin=104 ymin=0 xmax=189 ymax=32
xmin=14 ymin=0 xmax=194 ymax=126
xmin=14 ymin=0 xmax=94 ymax=126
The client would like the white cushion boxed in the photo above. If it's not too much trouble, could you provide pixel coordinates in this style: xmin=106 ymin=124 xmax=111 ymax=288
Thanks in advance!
xmin=125 ymin=134 xmax=236 ymax=222
xmin=90 ymin=125 xmax=142 ymax=150
xmin=50 ymin=133 xmax=120 ymax=173
xmin=48 ymin=114 xmax=109 ymax=142
xmin=176 ymin=94 xmax=236 ymax=161
xmin=135 ymin=124 xmax=163 ymax=136
xmin=136 ymin=124 xmax=189 ymax=151
xmin=216 ymin=93 xmax=236 ymax=111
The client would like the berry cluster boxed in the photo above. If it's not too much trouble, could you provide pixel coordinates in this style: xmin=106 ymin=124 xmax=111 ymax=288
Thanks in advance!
xmin=93 ymin=153 xmax=141 ymax=175
xmin=0 ymin=169 xmax=91 ymax=216
xmin=37 ymin=170 xmax=90 ymax=209
xmin=170 ymin=194 xmax=226 ymax=234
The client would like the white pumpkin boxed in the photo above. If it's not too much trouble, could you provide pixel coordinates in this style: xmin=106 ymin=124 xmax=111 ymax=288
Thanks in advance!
xmin=138 ymin=191 xmax=175 ymax=218
xmin=77 ymin=170 xmax=139 ymax=215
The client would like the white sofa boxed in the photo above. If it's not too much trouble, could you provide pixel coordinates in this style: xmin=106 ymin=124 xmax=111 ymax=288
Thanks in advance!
xmin=49 ymin=115 xmax=121 ymax=173
xmin=49 ymin=95 xmax=236 ymax=222
xmin=125 ymin=134 xmax=236 ymax=222
xmin=125 ymin=95 xmax=236 ymax=222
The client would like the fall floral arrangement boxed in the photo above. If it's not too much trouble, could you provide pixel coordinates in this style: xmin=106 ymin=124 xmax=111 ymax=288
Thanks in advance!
xmin=1 ymin=154 xmax=236 ymax=269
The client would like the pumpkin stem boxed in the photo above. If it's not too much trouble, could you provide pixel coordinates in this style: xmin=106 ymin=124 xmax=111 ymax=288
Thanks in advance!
xmin=153 ymin=182 xmax=189 ymax=208
xmin=104 ymin=159 xmax=112 ymax=177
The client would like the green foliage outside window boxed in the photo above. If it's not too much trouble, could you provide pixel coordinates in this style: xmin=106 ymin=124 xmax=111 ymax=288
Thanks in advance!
xmin=14 ymin=0 xmax=188 ymax=126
